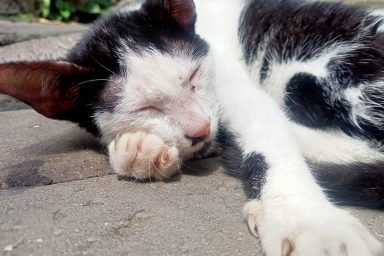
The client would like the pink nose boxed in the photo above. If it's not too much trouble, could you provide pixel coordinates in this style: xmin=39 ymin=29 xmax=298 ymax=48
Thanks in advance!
xmin=186 ymin=122 xmax=211 ymax=139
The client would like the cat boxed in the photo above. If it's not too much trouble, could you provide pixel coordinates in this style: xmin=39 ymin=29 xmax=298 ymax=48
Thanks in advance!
xmin=0 ymin=0 xmax=384 ymax=255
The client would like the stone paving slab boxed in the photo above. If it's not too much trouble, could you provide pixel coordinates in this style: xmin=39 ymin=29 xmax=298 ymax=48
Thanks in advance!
xmin=0 ymin=20 xmax=86 ymax=46
xmin=0 ymin=32 xmax=82 ymax=62
xmin=0 ymin=110 xmax=109 ymax=188
xmin=0 ymin=174 xmax=259 ymax=256
xmin=0 ymin=95 xmax=28 ymax=112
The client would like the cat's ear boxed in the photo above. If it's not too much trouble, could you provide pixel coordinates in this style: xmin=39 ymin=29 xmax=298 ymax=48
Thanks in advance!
xmin=164 ymin=0 xmax=196 ymax=28
xmin=0 ymin=61 xmax=92 ymax=119
xmin=146 ymin=0 xmax=196 ymax=29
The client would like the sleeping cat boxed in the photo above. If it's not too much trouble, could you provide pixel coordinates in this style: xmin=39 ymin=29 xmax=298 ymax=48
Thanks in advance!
xmin=1 ymin=0 xmax=384 ymax=255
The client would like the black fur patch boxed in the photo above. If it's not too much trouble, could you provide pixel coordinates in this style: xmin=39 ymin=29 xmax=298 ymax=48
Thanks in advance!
xmin=285 ymin=71 xmax=384 ymax=142
xmin=311 ymin=161 xmax=384 ymax=210
xmin=218 ymin=125 xmax=269 ymax=199
xmin=284 ymin=73 xmax=350 ymax=129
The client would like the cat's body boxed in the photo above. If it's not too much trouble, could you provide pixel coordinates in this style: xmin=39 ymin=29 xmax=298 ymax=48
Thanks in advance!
xmin=194 ymin=1 xmax=384 ymax=254
xmin=198 ymin=0 xmax=384 ymax=201
xmin=1 ymin=0 xmax=384 ymax=255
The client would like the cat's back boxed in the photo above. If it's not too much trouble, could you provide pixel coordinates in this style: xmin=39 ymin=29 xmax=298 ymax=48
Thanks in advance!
xmin=240 ymin=0 xmax=377 ymax=63
xmin=240 ymin=0 xmax=384 ymax=142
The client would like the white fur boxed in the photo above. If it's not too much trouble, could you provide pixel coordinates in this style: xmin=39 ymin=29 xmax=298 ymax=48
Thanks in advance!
xmin=118 ymin=0 xmax=143 ymax=13
xmin=193 ymin=0 xmax=382 ymax=254
xmin=344 ymin=85 xmax=368 ymax=127
xmin=291 ymin=122 xmax=384 ymax=164
xmin=369 ymin=10 xmax=384 ymax=33
xmin=358 ymin=81 xmax=384 ymax=130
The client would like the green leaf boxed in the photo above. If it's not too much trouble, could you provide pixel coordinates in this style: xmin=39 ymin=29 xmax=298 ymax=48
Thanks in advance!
xmin=59 ymin=9 xmax=71 ymax=19
xmin=38 ymin=0 xmax=113 ymax=21
xmin=97 ymin=0 xmax=111 ymax=6
xmin=55 ymin=0 xmax=73 ymax=20
xmin=39 ymin=0 xmax=51 ymax=18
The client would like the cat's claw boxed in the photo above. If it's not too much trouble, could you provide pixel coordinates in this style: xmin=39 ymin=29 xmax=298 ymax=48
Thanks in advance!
xmin=108 ymin=132 xmax=179 ymax=180
xmin=243 ymin=200 xmax=383 ymax=256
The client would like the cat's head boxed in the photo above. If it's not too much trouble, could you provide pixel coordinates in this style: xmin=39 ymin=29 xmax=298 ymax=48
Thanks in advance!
xmin=0 ymin=0 xmax=219 ymax=160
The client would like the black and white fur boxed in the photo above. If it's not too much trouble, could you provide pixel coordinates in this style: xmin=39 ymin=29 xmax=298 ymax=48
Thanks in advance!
xmin=1 ymin=0 xmax=384 ymax=255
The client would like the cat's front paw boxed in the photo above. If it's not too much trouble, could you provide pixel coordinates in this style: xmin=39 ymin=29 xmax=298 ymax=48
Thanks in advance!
xmin=243 ymin=200 xmax=383 ymax=256
xmin=108 ymin=132 xmax=179 ymax=180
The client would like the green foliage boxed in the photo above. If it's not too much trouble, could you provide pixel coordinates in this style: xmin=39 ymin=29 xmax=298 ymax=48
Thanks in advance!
xmin=39 ymin=0 xmax=114 ymax=21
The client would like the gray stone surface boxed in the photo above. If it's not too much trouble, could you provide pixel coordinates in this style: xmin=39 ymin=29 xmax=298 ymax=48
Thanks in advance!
xmin=0 ymin=174 xmax=259 ymax=256
xmin=0 ymin=95 xmax=28 ymax=112
xmin=0 ymin=110 xmax=109 ymax=189
xmin=0 ymin=20 xmax=86 ymax=46
xmin=0 ymin=31 xmax=82 ymax=62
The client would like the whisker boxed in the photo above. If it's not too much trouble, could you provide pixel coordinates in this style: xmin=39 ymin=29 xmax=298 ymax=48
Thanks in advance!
xmin=148 ymin=167 xmax=153 ymax=185
xmin=181 ymin=162 xmax=198 ymax=172
xmin=155 ymin=167 xmax=169 ymax=179
xmin=75 ymin=78 xmax=118 ymax=87
xmin=176 ymin=161 xmax=183 ymax=176
xmin=152 ymin=161 xmax=170 ymax=180
xmin=92 ymin=57 xmax=117 ymax=76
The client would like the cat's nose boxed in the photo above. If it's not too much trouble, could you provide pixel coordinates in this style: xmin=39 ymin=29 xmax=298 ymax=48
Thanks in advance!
xmin=185 ymin=122 xmax=211 ymax=145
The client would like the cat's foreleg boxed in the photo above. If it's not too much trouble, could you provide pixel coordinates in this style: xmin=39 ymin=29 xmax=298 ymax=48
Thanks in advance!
xmin=216 ymin=70 xmax=383 ymax=255
xmin=108 ymin=132 xmax=179 ymax=180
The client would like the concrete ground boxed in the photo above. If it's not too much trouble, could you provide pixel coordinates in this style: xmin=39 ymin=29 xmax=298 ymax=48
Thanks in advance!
xmin=1 ymin=1 xmax=384 ymax=255
xmin=0 ymin=20 xmax=86 ymax=46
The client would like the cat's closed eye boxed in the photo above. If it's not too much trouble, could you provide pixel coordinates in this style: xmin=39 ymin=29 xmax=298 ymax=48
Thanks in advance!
xmin=189 ymin=66 xmax=200 ymax=82
xmin=135 ymin=106 xmax=163 ymax=113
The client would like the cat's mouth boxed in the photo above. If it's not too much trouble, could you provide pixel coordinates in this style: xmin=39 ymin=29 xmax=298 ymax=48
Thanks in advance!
xmin=192 ymin=141 xmax=214 ymax=160
xmin=189 ymin=136 xmax=209 ymax=146
xmin=189 ymin=136 xmax=214 ymax=159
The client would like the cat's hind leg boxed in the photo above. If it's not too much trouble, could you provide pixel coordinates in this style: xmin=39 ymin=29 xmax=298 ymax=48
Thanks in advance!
xmin=108 ymin=132 xmax=179 ymax=180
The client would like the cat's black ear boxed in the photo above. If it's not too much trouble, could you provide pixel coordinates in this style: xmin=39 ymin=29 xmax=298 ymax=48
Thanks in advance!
xmin=146 ymin=0 xmax=196 ymax=29
xmin=0 ymin=61 xmax=92 ymax=119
